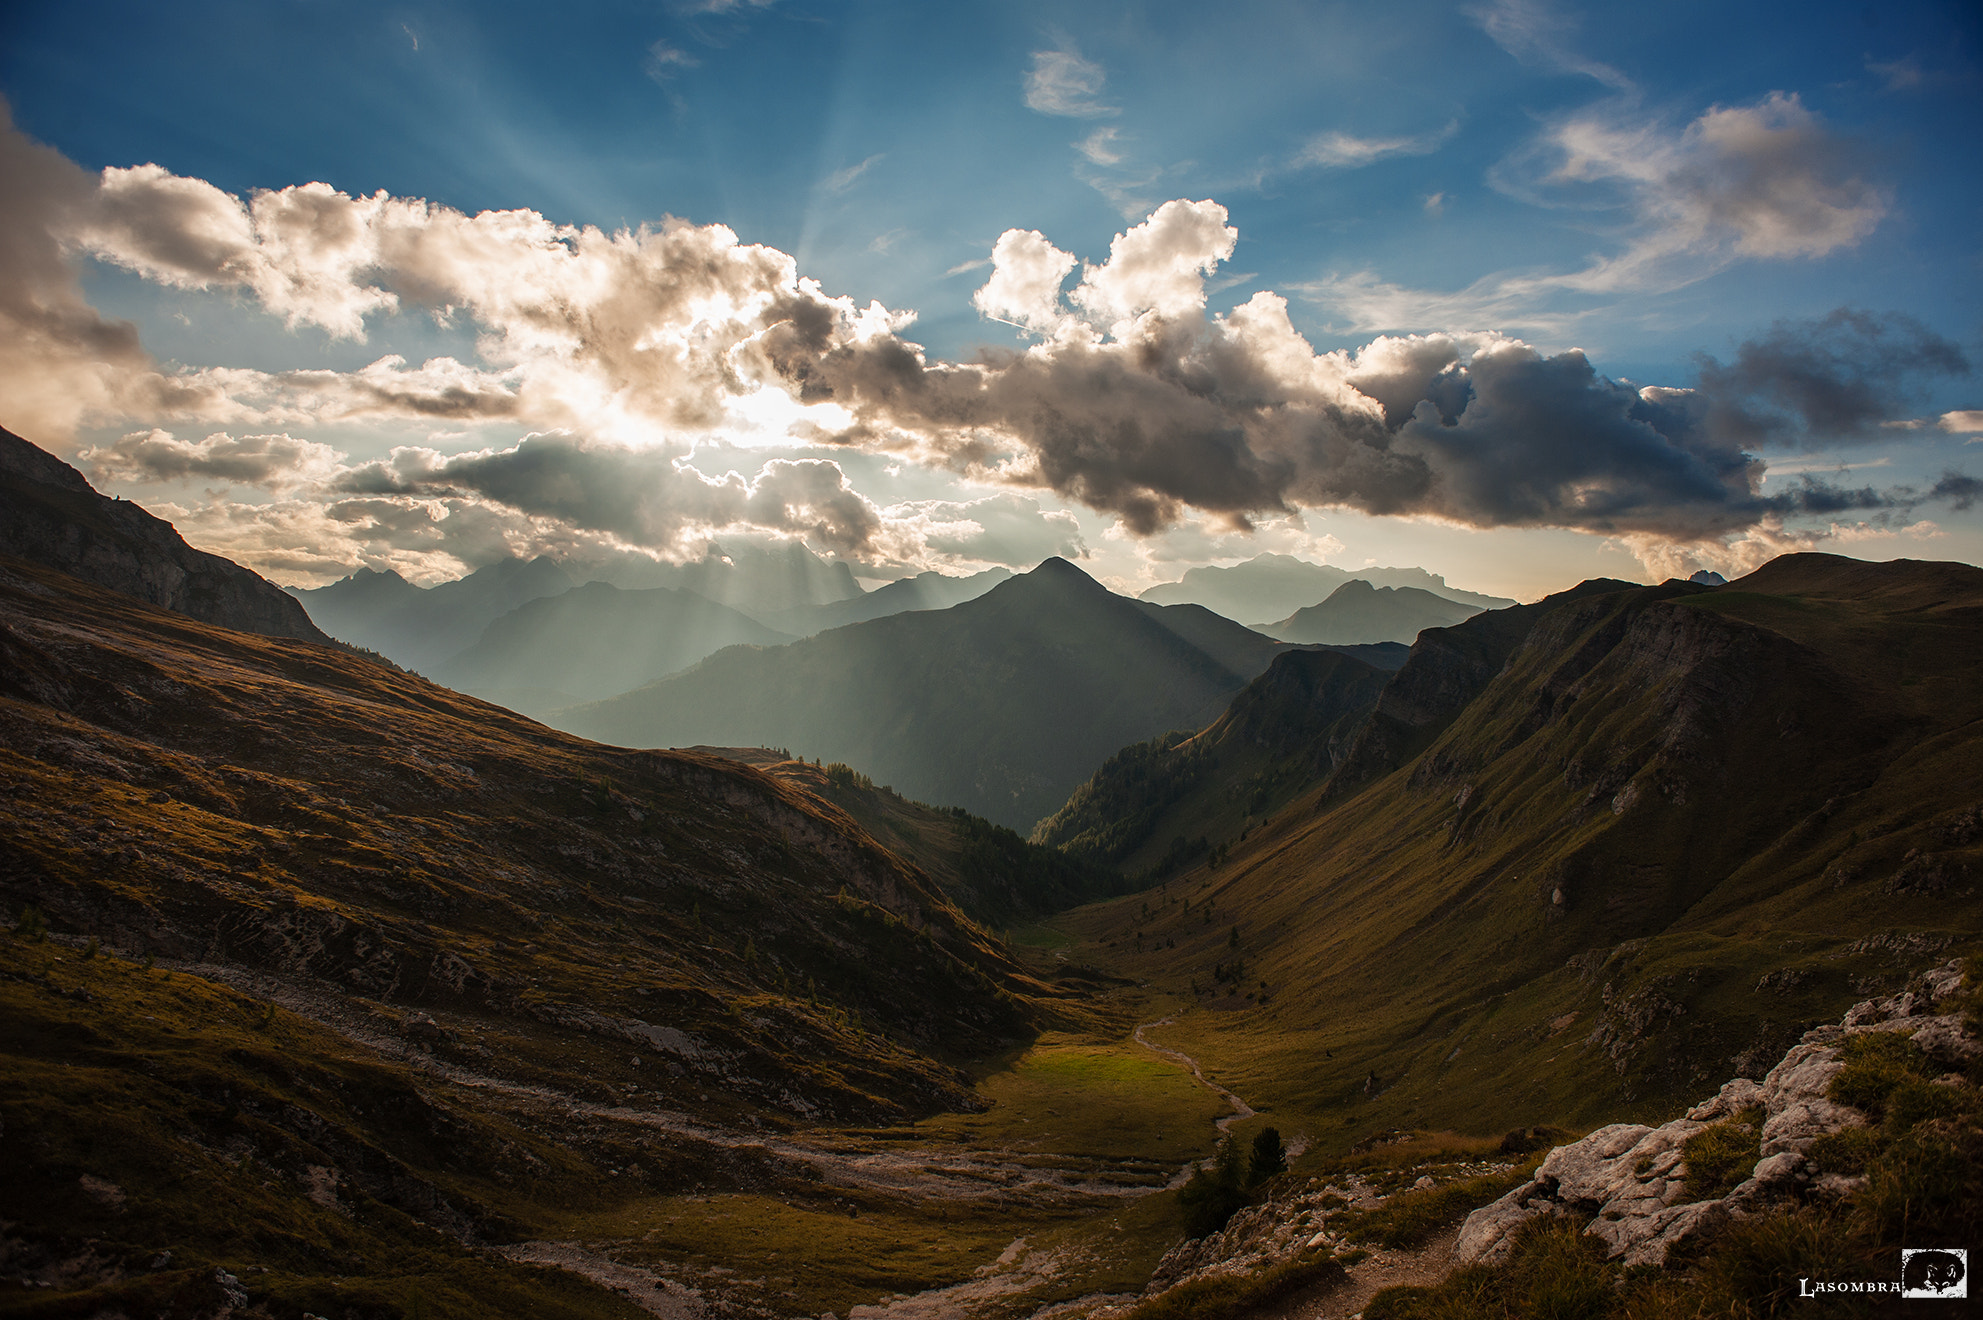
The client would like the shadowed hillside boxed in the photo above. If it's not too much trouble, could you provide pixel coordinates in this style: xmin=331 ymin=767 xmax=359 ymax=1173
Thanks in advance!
xmin=0 ymin=426 xmax=326 ymax=643
xmin=0 ymin=550 xmax=1071 ymax=1315
xmin=702 ymin=748 xmax=1130 ymax=927
xmin=1057 ymin=554 xmax=1983 ymax=1144
xmin=1035 ymin=648 xmax=1393 ymax=875
xmin=559 ymin=558 xmax=1293 ymax=830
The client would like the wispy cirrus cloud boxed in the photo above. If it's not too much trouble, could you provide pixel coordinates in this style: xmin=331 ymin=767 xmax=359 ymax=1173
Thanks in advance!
xmin=1467 ymin=0 xmax=1632 ymax=90
xmin=1304 ymin=92 xmax=1888 ymax=333
xmin=643 ymin=41 xmax=698 ymax=81
xmin=1294 ymin=120 xmax=1459 ymax=169
xmin=823 ymin=154 xmax=884 ymax=195
xmin=1024 ymin=45 xmax=1118 ymax=118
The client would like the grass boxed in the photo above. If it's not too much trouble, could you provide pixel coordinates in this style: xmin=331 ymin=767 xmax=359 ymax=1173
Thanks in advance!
xmin=0 ymin=935 xmax=648 ymax=1320
xmin=913 ymin=1033 xmax=1228 ymax=1164
xmin=1122 ymin=1246 xmax=1348 ymax=1320
xmin=1682 ymin=1107 xmax=1763 ymax=1202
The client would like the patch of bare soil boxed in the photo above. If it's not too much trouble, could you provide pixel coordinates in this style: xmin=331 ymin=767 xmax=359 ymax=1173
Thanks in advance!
xmin=499 ymin=1241 xmax=706 ymax=1319
xmin=1249 ymin=1226 xmax=1460 ymax=1320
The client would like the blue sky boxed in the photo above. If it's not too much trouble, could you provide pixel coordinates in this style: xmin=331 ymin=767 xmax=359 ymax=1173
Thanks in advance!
xmin=2 ymin=0 xmax=1978 ymax=598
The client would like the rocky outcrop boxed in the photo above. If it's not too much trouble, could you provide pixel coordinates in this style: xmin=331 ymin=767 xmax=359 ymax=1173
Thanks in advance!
xmin=1456 ymin=961 xmax=1973 ymax=1267
xmin=0 ymin=425 xmax=327 ymax=642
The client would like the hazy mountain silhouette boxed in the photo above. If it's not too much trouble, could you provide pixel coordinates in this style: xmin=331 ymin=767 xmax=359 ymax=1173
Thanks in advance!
xmin=1262 ymin=579 xmax=1487 ymax=644
xmin=1139 ymin=552 xmax=1515 ymax=623
xmin=290 ymin=557 xmax=575 ymax=671
xmin=559 ymin=558 xmax=1291 ymax=829
xmin=435 ymin=581 xmax=794 ymax=715
xmin=0 ymin=425 xmax=326 ymax=642
xmin=760 ymin=567 xmax=1012 ymax=636
xmin=597 ymin=539 xmax=865 ymax=618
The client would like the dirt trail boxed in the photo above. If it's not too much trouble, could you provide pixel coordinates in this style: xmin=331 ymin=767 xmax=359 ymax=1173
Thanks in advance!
xmin=1252 ymin=1226 xmax=1461 ymax=1320
xmin=1132 ymin=1017 xmax=1256 ymax=1189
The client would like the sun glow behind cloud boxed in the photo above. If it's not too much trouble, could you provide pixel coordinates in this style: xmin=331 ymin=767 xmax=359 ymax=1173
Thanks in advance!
xmin=0 ymin=0 xmax=1976 ymax=597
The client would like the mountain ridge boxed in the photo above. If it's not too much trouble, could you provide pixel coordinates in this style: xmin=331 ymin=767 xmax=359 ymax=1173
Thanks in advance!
xmin=559 ymin=557 xmax=1293 ymax=830
xmin=0 ymin=425 xmax=327 ymax=643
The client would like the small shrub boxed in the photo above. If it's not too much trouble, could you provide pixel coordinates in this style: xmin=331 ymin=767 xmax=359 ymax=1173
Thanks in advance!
xmin=1681 ymin=1107 xmax=1762 ymax=1202
xmin=13 ymin=904 xmax=47 ymax=942
xmin=1176 ymin=1163 xmax=1248 ymax=1239
xmin=1805 ymin=1126 xmax=1881 ymax=1176
xmin=1827 ymin=1031 xmax=1935 ymax=1116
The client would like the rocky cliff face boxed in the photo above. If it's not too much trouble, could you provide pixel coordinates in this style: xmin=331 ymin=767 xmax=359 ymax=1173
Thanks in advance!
xmin=0 ymin=425 xmax=327 ymax=642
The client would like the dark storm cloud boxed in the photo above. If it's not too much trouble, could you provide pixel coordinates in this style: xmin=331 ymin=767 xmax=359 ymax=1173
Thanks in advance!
xmin=334 ymin=433 xmax=883 ymax=556
xmin=1694 ymin=308 xmax=1971 ymax=448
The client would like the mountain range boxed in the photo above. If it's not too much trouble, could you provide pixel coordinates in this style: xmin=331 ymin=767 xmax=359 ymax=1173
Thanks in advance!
xmin=1259 ymin=578 xmax=1486 ymax=644
xmin=6 ymin=421 xmax=1979 ymax=1318
xmin=559 ymin=558 xmax=1295 ymax=830
xmin=287 ymin=558 xmax=576 ymax=672
xmin=433 ymin=580 xmax=795 ymax=716
xmin=1053 ymin=552 xmax=1983 ymax=1139
xmin=1138 ymin=551 xmax=1516 ymax=623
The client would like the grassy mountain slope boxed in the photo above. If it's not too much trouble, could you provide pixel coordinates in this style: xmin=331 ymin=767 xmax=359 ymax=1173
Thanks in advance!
xmin=698 ymin=748 xmax=1130 ymax=927
xmin=1034 ymin=649 xmax=1393 ymax=876
xmin=559 ymin=558 xmax=1292 ymax=831
xmin=435 ymin=581 xmax=794 ymax=713
xmin=0 ymin=552 xmax=1112 ymax=1316
xmin=1049 ymin=554 xmax=1983 ymax=1149
xmin=1262 ymin=580 xmax=1484 ymax=644
xmin=0 ymin=556 xmax=1038 ymax=1113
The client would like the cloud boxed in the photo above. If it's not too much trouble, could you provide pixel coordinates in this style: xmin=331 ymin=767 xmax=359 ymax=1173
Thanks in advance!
xmin=1295 ymin=121 xmax=1459 ymax=169
xmin=6 ymin=109 xmax=1969 ymax=584
xmin=1867 ymin=55 xmax=1928 ymax=93
xmin=81 ymin=429 xmax=348 ymax=492
xmin=1692 ymin=309 xmax=1969 ymax=448
xmin=1467 ymin=0 xmax=1632 ymax=90
xmin=971 ymin=229 xmax=1077 ymax=333
xmin=1938 ymin=410 xmax=1983 ymax=434
xmin=796 ymin=205 xmax=1971 ymax=548
xmin=1307 ymin=93 xmax=1888 ymax=332
xmin=332 ymin=433 xmax=884 ymax=557
xmin=1078 ymin=127 xmax=1124 ymax=166
xmin=1024 ymin=46 xmax=1118 ymax=118
xmin=644 ymin=41 xmax=699 ymax=81
xmin=823 ymin=154 xmax=884 ymax=195
xmin=877 ymin=493 xmax=1086 ymax=568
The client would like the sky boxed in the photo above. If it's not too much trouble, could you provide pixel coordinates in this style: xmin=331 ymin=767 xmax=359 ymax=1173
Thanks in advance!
xmin=1 ymin=0 xmax=1979 ymax=602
